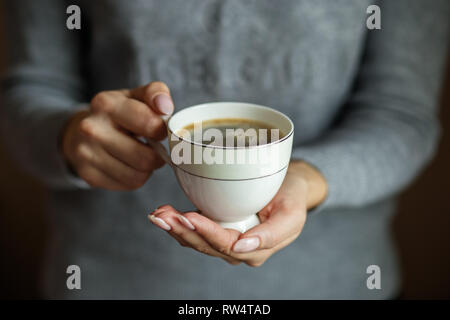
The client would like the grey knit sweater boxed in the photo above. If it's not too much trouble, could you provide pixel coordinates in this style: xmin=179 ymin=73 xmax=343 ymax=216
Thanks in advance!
xmin=1 ymin=0 xmax=449 ymax=299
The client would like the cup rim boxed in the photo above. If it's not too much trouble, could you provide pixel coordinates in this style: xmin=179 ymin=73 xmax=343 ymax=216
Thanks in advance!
xmin=167 ymin=102 xmax=294 ymax=150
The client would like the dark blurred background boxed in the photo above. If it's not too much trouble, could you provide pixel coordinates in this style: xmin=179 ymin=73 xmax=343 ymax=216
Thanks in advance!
xmin=0 ymin=3 xmax=449 ymax=300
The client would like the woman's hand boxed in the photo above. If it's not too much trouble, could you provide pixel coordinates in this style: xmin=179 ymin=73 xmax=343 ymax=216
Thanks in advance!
xmin=148 ymin=160 xmax=328 ymax=266
xmin=61 ymin=82 xmax=173 ymax=190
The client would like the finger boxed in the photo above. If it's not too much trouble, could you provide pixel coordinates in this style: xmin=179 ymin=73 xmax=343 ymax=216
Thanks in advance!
xmin=76 ymin=143 xmax=150 ymax=189
xmin=170 ymin=233 xmax=190 ymax=248
xmin=239 ymin=233 xmax=299 ymax=267
xmin=169 ymin=220 xmax=241 ymax=266
xmin=170 ymin=234 xmax=239 ymax=268
xmin=234 ymin=204 xmax=306 ymax=253
xmin=164 ymin=213 xmax=241 ymax=266
xmin=150 ymin=207 xmax=241 ymax=264
xmin=80 ymin=117 xmax=164 ymax=171
xmin=77 ymin=165 xmax=127 ymax=191
xmin=152 ymin=204 xmax=175 ymax=215
xmin=104 ymin=132 xmax=165 ymax=172
xmin=223 ymin=257 xmax=242 ymax=266
xmin=125 ymin=81 xmax=174 ymax=115
xmin=156 ymin=209 xmax=222 ymax=258
xmin=113 ymin=98 xmax=167 ymax=140
xmin=181 ymin=211 xmax=242 ymax=256
xmin=90 ymin=92 xmax=166 ymax=140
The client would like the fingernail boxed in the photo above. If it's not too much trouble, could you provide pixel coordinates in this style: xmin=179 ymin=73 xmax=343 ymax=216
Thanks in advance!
xmin=233 ymin=237 xmax=260 ymax=253
xmin=177 ymin=214 xmax=195 ymax=230
xmin=153 ymin=94 xmax=174 ymax=115
xmin=148 ymin=215 xmax=171 ymax=231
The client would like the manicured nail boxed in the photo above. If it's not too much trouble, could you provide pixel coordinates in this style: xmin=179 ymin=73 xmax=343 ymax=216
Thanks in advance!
xmin=177 ymin=214 xmax=195 ymax=230
xmin=149 ymin=215 xmax=171 ymax=231
xmin=153 ymin=94 xmax=174 ymax=115
xmin=233 ymin=237 xmax=260 ymax=253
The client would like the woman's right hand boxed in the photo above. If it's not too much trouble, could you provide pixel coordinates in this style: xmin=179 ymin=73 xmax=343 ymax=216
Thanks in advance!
xmin=61 ymin=81 xmax=174 ymax=190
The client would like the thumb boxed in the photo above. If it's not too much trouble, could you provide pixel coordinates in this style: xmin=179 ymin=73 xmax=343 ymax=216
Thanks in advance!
xmin=233 ymin=207 xmax=306 ymax=253
xmin=127 ymin=81 xmax=174 ymax=115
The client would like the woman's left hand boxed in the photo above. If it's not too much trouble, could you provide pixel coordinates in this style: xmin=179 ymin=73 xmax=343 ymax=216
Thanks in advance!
xmin=148 ymin=160 xmax=327 ymax=267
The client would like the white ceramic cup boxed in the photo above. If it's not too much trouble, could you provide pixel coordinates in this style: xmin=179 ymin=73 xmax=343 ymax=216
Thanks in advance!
xmin=147 ymin=102 xmax=294 ymax=233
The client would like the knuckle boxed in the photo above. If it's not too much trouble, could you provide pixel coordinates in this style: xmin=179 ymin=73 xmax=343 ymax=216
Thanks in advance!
xmin=145 ymin=116 xmax=163 ymax=137
xmin=175 ymin=227 xmax=190 ymax=239
xmin=246 ymin=260 xmax=264 ymax=268
xmin=126 ymin=171 xmax=149 ymax=189
xmin=184 ymin=212 xmax=198 ymax=221
xmin=155 ymin=211 xmax=171 ymax=220
xmin=84 ymin=178 xmax=98 ymax=188
xmin=178 ymin=241 xmax=188 ymax=248
xmin=137 ymin=156 xmax=153 ymax=172
xmin=196 ymin=246 xmax=210 ymax=255
xmin=203 ymin=219 xmax=217 ymax=235
xmin=91 ymin=92 xmax=114 ymax=113
xmin=126 ymin=101 xmax=152 ymax=134
xmin=224 ymin=258 xmax=240 ymax=265
xmin=147 ymin=81 xmax=170 ymax=96
xmin=75 ymin=144 xmax=92 ymax=162
xmin=78 ymin=167 xmax=99 ymax=187
xmin=79 ymin=118 xmax=97 ymax=139
xmin=217 ymin=246 xmax=231 ymax=256
xmin=137 ymin=116 xmax=154 ymax=136
xmin=158 ymin=204 xmax=173 ymax=212
xmin=128 ymin=100 xmax=148 ymax=119
xmin=261 ymin=230 xmax=276 ymax=249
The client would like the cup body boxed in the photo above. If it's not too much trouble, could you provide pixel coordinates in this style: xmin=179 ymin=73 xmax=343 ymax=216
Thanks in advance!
xmin=173 ymin=166 xmax=288 ymax=222
xmin=167 ymin=102 xmax=294 ymax=232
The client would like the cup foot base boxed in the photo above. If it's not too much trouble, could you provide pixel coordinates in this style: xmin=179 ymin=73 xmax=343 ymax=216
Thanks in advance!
xmin=217 ymin=214 xmax=260 ymax=233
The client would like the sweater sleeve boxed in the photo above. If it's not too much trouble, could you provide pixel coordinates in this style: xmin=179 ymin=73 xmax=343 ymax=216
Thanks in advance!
xmin=292 ymin=0 xmax=449 ymax=210
xmin=0 ymin=0 xmax=90 ymax=189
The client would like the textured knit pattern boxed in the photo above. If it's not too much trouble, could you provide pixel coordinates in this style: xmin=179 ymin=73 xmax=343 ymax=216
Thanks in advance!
xmin=1 ymin=0 xmax=449 ymax=299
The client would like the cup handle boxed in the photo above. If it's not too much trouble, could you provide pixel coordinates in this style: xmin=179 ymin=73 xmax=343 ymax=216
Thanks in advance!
xmin=139 ymin=114 xmax=173 ymax=168
xmin=145 ymin=138 xmax=172 ymax=167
